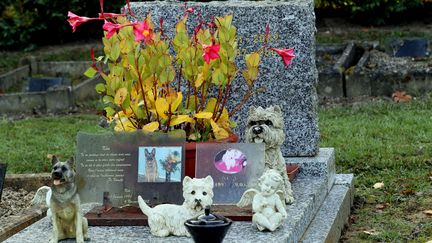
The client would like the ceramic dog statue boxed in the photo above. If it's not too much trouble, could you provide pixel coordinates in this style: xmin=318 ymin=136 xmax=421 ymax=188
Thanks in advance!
xmin=245 ymin=105 xmax=294 ymax=204
xmin=32 ymin=156 xmax=89 ymax=243
xmin=137 ymin=176 xmax=214 ymax=237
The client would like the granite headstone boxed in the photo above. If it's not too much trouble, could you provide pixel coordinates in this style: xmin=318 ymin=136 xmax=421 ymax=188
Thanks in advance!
xmin=129 ymin=0 xmax=319 ymax=157
xmin=0 ymin=163 xmax=6 ymax=201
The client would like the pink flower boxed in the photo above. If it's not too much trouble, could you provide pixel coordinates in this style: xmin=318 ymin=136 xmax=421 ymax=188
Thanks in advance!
xmin=270 ymin=48 xmax=295 ymax=67
xmin=103 ymin=21 xmax=130 ymax=39
xmin=186 ymin=7 xmax=195 ymax=13
xmin=202 ymin=44 xmax=221 ymax=64
xmin=67 ymin=11 xmax=100 ymax=32
xmin=98 ymin=13 xmax=127 ymax=19
xmin=133 ymin=20 xmax=153 ymax=43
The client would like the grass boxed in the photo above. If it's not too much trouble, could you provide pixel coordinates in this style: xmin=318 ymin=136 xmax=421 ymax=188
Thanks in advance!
xmin=0 ymin=114 xmax=106 ymax=173
xmin=319 ymin=94 xmax=432 ymax=241
xmin=1 ymin=95 xmax=431 ymax=241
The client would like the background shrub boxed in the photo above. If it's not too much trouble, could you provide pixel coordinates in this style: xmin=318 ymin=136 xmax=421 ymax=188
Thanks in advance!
xmin=0 ymin=0 xmax=428 ymax=50
xmin=0 ymin=0 xmax=124 ymax=50
xmin=315 ymin=0 xmax=425 ymax=25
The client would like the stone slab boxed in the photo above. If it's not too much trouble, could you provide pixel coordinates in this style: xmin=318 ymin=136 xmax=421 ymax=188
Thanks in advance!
xmin=301 ymin=174 xmax=354 ymax=243
xmin=0 ymin=92 xmax=45 ymax=114
xmin=0 ymin=205 xmax=47 ymax=242
xmin=5 ymin=177 xmax=330 ymax=243
xmin=286 ymin=148 xmax=336 ymax=192
xmin=4 ymin=173 xmax=51 ymax=192
xmin=0 ymin=163 xmax=6 ymax=201
xmin=129 ymin=0 xmax=319 ymax=157
xmin=0 ymin=66 xmax=30 ymax=91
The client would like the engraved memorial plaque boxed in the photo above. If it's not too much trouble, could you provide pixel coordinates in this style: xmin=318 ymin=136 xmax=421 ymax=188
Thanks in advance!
xmin=76 ymin=132 xmax=185 ymax=206
xmin=195 ymin=143 xmax=265 ymax=204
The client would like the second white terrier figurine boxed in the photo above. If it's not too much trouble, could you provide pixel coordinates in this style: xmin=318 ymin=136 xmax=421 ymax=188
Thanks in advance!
xmin=237 ymin=169 xmax=287 ymax=231
xmin=138 ymin=176 xmax=214 ymax=237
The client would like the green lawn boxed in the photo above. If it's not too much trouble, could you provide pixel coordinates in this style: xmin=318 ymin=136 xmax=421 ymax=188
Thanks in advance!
xmin=319 ymin=95 xmax=432 ymax=241
xmin=1 ymin=95 xmax=431 ymax=241
xmin=0 ymin=114 xmax=105 ymax=173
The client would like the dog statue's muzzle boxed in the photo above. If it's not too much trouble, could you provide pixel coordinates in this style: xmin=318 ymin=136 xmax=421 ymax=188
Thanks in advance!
xmin=252 ymin=126 xmax=263 ymax=135
xmin=52 ymin=171 xmax=62 ymax=180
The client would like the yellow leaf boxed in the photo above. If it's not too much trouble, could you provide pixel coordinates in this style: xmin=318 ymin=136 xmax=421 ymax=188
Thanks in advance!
xmin=195 ymin=72 xmax=205 ymax=88
xmin=155 ymin=98 xmax=169 ymax=119
xmin=114 ymin=87 xmax=128 ymax=106
xmin=217 ymin=108 xmax=230 ymax=130
xmin=142 ymin=122 xmax=159 ymax=132
xmin=423 ymin=210 xmax=432 ymax=215
xmin=195 ymin=111 xmax=213 ymax=119
xmin=114 ymin=119 xmax=135 ymax=132
xmin=362 ymin=229 xmax=380 ymax=236
xmin=171 ymin=92 xmax=183 ymax=111
xmin=204 ymin=98 xmax=217 ymax=113
xmin=170 ymin=115 xmax=194 ymax=126
xmin=373 ymin=182 xmax=384 ymax=189
xmin=210 ymin=119 xmax=229 ymax=140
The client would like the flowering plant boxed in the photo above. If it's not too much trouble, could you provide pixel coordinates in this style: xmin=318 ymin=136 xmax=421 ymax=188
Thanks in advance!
xmin=68 ymin=1 xmax=294 ymax=142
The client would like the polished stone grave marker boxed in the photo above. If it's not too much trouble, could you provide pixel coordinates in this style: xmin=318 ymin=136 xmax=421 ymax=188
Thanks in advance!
xmin=0 ymin=163 xmax=6 ymax=201
xmin=129 ymin=0 xmax=319 ymax=157
xmin=76 ymin=132 xmax=186 ymax=206
xmin=195 ymin=143 xmax=265 ymax=204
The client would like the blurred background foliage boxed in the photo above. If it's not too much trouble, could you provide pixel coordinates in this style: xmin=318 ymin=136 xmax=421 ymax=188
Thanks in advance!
xmin=315 ymin=0 xmax=426 ymax=25
xmin=0 ymin=0 xmax=429 ymax=50
xmin=0 ymin=0 xmax=124 ymax=50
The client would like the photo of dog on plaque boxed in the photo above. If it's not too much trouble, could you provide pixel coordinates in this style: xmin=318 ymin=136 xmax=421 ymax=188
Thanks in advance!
xmin=137 ymin=146 xmax=182 ymax=183
xmin=195 ymin=143 xmax=265 ymax=204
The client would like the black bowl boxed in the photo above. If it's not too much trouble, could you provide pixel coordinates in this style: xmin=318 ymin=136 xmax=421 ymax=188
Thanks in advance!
xmin=184 ymin=218 xmax=232 ymax=243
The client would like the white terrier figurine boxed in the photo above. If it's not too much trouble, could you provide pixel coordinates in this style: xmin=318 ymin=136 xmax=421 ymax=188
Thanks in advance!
xmin=138 ymin=176 xmax=214 ymax=237
xmin=237 ymin=169 xmax=287 ymax=231
xmin=245 ymin=105 xmax=294 ymax=204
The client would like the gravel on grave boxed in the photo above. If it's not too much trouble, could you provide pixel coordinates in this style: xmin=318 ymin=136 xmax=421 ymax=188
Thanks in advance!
xmin=0 ymin=188 xmax=35 ymax=227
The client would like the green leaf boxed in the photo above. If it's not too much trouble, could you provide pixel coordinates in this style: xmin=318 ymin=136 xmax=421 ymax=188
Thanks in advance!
xmin=105 ymin=107 xmax=116 ymax=117
xmin=110 ymin=42 xmax=121 ymax=61
xmin=122 ymin=93 xmax=131 ymax=108
xmin=102 ymin=95 xmax=114 ymax=104
xmin=95 ymin=83 xmax=106 ymax=93
xmin=211 ymin=68 xmax=225 ymax=85
xmin=84 ymin=67 xmax=97 ymax=78
xmin=246 ymin=52 xmax=260 ymax=68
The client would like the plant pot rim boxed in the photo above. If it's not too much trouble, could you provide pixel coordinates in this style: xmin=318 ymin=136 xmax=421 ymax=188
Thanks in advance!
xmin=185 ymin=133 xmax=239 ymax=149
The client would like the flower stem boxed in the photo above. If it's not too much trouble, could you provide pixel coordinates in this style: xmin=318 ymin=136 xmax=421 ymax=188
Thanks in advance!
xmin=134 ymin=57 xmax=150 ymax=121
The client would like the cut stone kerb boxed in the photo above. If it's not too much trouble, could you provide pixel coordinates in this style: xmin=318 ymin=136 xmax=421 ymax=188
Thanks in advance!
xmin=129 ymin=0 xmax=319 ymax=156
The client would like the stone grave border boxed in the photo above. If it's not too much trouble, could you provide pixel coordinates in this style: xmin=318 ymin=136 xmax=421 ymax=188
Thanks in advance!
xmin=0 ymin=60 xmax=102 ymax=114
xmin=0 ymin=173 xmax=50 ymax=242
xmin=317 ymin=41 xmax=432 ymax=99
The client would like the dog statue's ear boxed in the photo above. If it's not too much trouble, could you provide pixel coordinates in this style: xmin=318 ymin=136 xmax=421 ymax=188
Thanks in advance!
xmin=272 ymin=105 xmax=282 ymax=114
xmin=183 ymin=176 xmax=192 ymax=187
xmin=51 ymin=155 xmax=59 ymax=165
xmin=151 ymin=148 xmax=156 ymax=156
xmin=204 ymin=175 xmax=214 ymax=189
xmin=67 ymin=157 xmax=75 ymax=167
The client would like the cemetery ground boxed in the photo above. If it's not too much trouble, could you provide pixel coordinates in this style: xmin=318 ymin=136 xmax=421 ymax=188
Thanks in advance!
xmin=1 ymin=95 xmax=432 ymax=241
xmin=1 ymin=18 xmax=432 ymax=242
